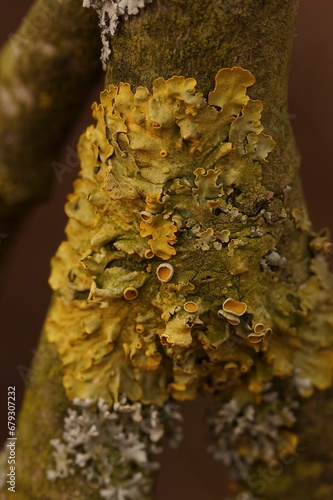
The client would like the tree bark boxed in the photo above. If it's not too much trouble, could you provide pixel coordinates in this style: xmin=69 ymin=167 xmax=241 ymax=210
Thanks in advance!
xmin=3 ymin=1 xmax=333 ymax=499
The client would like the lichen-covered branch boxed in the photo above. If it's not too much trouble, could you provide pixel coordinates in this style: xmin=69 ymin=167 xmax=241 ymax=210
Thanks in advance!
xmin=46 ymin=67 xmax=279 ymax=406
xmin=0 ymin=0 xmax=102 ymax=253
xmin=5 ymin=0 xmax=333 ymax=499
xmin=229 ymin=385 xmax=333 ymax=499
xmin=83 ymin=0 xmax=153 ymax=67
xmin=45 ymin=65 xmax=333 ymax=498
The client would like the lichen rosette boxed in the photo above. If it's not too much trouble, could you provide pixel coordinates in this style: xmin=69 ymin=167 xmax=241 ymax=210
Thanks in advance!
xmin=46 ymin=67 xmax=333 ymax=407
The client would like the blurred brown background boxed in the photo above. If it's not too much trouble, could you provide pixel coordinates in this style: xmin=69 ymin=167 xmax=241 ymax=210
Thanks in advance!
xmin=0 ymin=1 xmax=332 ymax=499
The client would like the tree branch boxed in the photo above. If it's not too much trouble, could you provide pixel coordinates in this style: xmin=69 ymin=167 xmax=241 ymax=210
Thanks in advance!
xmin=0 ymin=0 xmax=102 ymax=250
xmin=5 ymin=1 xmax=333 ymax=499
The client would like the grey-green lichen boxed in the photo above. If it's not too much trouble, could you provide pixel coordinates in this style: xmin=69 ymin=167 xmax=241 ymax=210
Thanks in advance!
xmin=46 ymin=68 xmax=333 ymax=416
xmin=47 ymin=396 xmax=182 ymax=499
xmin=206 ymin=382 xmax=299 ymax=482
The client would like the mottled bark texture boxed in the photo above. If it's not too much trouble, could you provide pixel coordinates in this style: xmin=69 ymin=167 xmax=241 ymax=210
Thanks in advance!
xmin=3 ymin=1 xmax=333 ymax=499
xmin=0 ymin=0 xmax=101 ymax=260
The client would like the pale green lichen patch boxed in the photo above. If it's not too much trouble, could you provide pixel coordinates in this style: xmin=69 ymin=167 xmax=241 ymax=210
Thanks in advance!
xmin=46 ymin=68 xmax=333 ymax=410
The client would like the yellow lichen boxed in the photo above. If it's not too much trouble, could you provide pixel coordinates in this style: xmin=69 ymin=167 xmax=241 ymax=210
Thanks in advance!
xmin=123 ymin=287 xmax=139 ymax=300
xmin=156 ymin=263 xmax=174 ymax=282
xmin=193 ymin=167 xmax=224 ymax=200
xmin=223 ymin=298 xmax=248 ymax=316
xmin=45 ymin=67 xmax=333 ymax=411
xmin=184 ymin=301 xmax=199 ymax=313
xmin=140 ymin=214 xmax=178 ymax=260
xmin=208 ymin=67 xmax=255 ymax=115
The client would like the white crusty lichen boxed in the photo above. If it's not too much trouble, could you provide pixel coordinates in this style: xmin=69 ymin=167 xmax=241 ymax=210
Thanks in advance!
xmin=47 ymin=396 xmax=182 ymax=499
xmin=83 ymin=0 xmax=153 ymax=68
xmin=206 ymin=384 xmax=298 ymax=481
